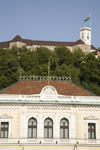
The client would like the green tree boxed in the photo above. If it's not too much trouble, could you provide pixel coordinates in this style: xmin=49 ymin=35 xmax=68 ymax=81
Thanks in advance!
xmin=55 ymin=46 xmax=75 ymax=66
xmin=36 ymin=47 xmax=52 ymax=65
xmin=80 ymin=53 xmax=100 ymax=85
xmin=73 ymin=48 xmax=85 ymax=68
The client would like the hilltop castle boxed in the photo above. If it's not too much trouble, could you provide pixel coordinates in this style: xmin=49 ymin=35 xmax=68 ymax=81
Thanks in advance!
xmin=0 ymin=27 xmax=99 ymax=55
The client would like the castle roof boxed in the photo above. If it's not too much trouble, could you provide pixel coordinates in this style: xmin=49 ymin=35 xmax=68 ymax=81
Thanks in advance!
xmin=11 ymin=35 xmax=24 ymax=43
xmin=0 ymin=80 xmax=93 ymax=96
xmin=0 ymin=35 xmax=98 ymax=51
xmin=73 ymin=39 xmax=85 ymax=46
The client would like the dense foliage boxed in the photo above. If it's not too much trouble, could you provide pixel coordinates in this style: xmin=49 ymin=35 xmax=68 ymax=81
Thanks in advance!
xmin=0 ymin=46 xmax=100 ymax=95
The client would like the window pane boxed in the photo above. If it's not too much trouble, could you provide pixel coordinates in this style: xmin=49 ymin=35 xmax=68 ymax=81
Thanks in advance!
xmin=88 ymin=125 xmax=90 ymax=129
xmin=1 ymin=124 xmax=4 ymax=128
xmin=49 ymin=128 xmax=52 ymax=138
xmin=1 ymin=131 xmax=3 ymax=138
xmin=88 ymin=131 xmax=91 ymax=139
xmin=49 ymin=121 xmax=52 ymax=126
xmin=92 ymin=131 xmax=95 ymax=138
xmin=5 ymin=123 xmax=8 ymax=128
xmin=33 ymin=121 xmax=36 ymax=125
xmin=65 ymin=128 xmax=68 ymax=138
xmin=33 ymin=128 xmax=36 ymax=137
xmin=5 ymin=131 xmax=8 ymax=138
xmin=60 ymin=128 xmax=63 ymax=138
xmin=65 ymin=120 xmax=68 ymax=126
xmin=28 ymin=128 xmax=32 ymax=137
xmin=44 ymin=128 xmax=47 ymax=138
xmin=92 ymin=125 xmax=95 ymax=129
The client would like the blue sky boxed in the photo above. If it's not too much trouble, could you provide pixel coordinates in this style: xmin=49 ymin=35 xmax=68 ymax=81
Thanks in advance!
xmin=0 ymin=0 xmax=100 ymax=48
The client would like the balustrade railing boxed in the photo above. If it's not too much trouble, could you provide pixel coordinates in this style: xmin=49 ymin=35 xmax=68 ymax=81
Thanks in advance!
xmin=19 ymin=75 xmax=71 ymax=81
xmin=0 ymin=94 xmax=100 ymax=102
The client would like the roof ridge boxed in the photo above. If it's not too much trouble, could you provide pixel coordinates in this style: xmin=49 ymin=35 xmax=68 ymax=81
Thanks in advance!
xmin=73 ymin=39 xmax=85 ymax=46
xmin=71 ymin=81 xmax=95 ymax=96
xmin=11 ymin=35 xmax=24 ymax=43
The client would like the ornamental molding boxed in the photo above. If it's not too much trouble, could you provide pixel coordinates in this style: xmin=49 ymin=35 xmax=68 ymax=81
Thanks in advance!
xmin=84 ymin=115 xmax=99 ymax=120
xmin=40 ymin=85 xmax=58 ymax=100
xmin=41 ymin=85 xmax=58 ymax=94
xmin=27 ymin=105 xmax=70 ymax=110
xmin=0 ymin=114 xmax=13 ymax=119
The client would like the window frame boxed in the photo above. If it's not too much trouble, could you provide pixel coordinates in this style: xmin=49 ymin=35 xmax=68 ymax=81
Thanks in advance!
xmin=60 ymin=118 xmax=69 ymax=138
xmin=28 ymin=117 xmax=37 ymax=138
xmin=0 ymin=122 xmax=9 ymax=138
xmin=44 ymin=118 xmax=53 ymax=138
xmin=0 ymin=119 xmax=11 ymax=139
xmin=88 ymin=123 xmax=96 ymax=139
xmin=85 ymin=116 xmax=98 ymax=142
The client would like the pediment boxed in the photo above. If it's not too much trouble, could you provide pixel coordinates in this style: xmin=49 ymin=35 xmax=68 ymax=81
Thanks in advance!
xmin=0 ymin=114 xmax=13 ymax=119
xmin=84 ymin=115 xmax=99 ymax=120
xmin=41 ymin=85 xmax=57 ymax=94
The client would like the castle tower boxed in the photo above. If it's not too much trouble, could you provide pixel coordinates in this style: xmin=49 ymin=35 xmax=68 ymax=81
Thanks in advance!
xmin=80 ymin=27 xmax=91 ymax=45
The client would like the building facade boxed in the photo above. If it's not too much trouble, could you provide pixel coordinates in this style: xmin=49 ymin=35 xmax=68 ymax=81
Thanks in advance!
xmin=0 ymin=27 xmax=98 ymax=54
xmin=0 ymin=78 xmax=100 ymax=150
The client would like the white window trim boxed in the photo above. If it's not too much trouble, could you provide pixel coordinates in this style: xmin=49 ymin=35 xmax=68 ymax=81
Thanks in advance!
xmin=0 ymin=119 xmax=11 ymax=138
xmin=58 ymin=116 xmax=71 ymax=139
xmin=43 ymin=116 xmax=55 ymax=139
xmin=26 ymin=116 xmax=39 ymax=138
xmin=86 ymin=120 xmax=98 ymax=139
xmin=85 ymin=116 xmax=99 ymax=144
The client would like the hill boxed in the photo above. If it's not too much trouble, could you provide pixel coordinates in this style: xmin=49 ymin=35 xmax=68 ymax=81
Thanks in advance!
xmin=0 ymin=45 xmax=100 ymax=95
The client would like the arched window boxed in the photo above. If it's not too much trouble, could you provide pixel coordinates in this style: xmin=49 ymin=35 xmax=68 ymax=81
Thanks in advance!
xmin=28 ymin=117 xmax=37 ymax=138
xmin=44 ymin=118 xmax=53 ymax=138
xmin=60 ymin=118 xmax=69 ymax=138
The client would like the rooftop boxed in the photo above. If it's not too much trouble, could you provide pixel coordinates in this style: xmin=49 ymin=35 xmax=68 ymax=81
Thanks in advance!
xmin=0 ymin=80 xmax=94 ymax=96
xmin=0 ymin=35 xmax=97 ymax=50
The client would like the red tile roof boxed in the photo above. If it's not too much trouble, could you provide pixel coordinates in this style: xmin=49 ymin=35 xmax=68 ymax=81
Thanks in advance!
xmin=1 ymin=81 xmax=93 ymax=96
xmin=73 ymin=39 xmax=85 ymax=46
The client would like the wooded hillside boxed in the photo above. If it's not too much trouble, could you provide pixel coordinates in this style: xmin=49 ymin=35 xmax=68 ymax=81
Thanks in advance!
xmin=0 ymin=46 xmax=100 ymax=95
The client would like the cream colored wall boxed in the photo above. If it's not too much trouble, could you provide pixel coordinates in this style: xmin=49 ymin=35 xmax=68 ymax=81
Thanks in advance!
xmin=10 ymin=42 xmax=26 ymax=48
xmin=0 ymin=104 xmax=100 ymax=143
xmin=76 ymin=106 xmax=100 ymax=144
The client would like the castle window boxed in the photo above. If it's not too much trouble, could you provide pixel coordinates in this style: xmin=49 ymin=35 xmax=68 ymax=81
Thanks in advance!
xmin=82 ymin=33 xmax=84 ymax=40
xmin=87 ymin=33 xmax=89 ymax=39
xmin=0 ymin=122 xmax=9 ymax=138
xmin=88 ymin=123 xmax=96 ymax=139
xmin=28 ymin=118 xmax=37 ymax=138
xmin=60 ymin=118 xmax=69 ymax=138
xmin=44 ymin=118 xmax=53 ymax=138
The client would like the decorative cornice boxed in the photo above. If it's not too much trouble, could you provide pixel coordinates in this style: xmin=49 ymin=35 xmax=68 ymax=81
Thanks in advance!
xmin=84 ymin=115 xmax=99 ymax=120
xmin=0 ymin=114 xmax=13 ymax=119
xmin=41 ymin=85 xmax=58 ymax=94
